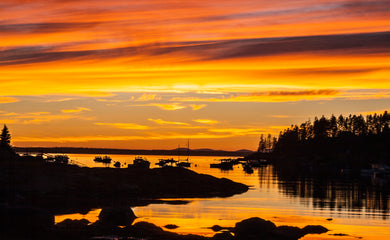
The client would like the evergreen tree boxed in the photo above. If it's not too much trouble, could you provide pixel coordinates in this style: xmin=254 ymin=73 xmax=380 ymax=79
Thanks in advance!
xmin=1 ymin=124 xmax=11 ymax=148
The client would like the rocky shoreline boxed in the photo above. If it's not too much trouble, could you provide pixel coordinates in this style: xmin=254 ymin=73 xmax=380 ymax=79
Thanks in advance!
xmin=1 ymin=159 xmax=330 ymax=239
xmin=2 ymin=159 xmax=248 ymax=214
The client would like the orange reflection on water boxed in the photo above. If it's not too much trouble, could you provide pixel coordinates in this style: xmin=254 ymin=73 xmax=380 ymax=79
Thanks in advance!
xmin=55 ymin=209 xmax=101 ymax=224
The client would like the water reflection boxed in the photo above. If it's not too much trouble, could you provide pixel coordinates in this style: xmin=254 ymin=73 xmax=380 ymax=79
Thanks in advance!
xmin=273 ymin=166 xmax=390 ymax=219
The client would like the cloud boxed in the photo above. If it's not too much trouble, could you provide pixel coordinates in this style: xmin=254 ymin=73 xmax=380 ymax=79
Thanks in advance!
xmin=0 ymin=111 xmax=93 ymax=124
xmin=147 ymin=103 xmax=186 ymax=110
xmin=189 ymin=104 xmax=207 ymax=110
xmin=1 ymin=31 xmax=389 ymax=66
xmin=62 ymin=107 xmax=91 ymax=113
xmin=136 ymin=94 xmax=160 ymax=101
xmin=94 ymin=122 xmax=150 ymax=130
xmin=0 ymin=22 xmax=100 ymax=34
xmin=193 ymin=119 xmax=219 ymax=124
xmin=0 ymin=97 xmax=19 ymax=103
xmin=148 ymin=118 xmax=189 ymax=125
xmin=208 ymin=128 xmax=264 ymax=135
xmin=171 ymin=89 xmax=341 ymax=102
xmin=270 ymin=115 xmax=289 ymax=118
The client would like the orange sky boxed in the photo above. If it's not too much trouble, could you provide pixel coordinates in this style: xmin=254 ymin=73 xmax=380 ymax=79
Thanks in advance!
xmin=0 ymin=0 xmax=389 ymax=150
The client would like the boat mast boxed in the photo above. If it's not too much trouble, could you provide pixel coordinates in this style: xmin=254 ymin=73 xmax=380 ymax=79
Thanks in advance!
xmin=187 ymin=139 xmax=190 ymax=162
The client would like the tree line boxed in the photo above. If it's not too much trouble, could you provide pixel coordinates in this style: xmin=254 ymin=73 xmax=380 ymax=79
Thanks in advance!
xmin=274 ymin=111 xmax=390 ymax=151
xmin=256 ymin=111 xmax=390 ymax=170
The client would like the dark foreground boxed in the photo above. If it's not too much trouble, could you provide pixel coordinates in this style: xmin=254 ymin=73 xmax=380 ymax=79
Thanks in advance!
xmin=1 ymin=159 xmax=329 ymax=239
xmin=3 ymin=207 xmax=328 ymax=240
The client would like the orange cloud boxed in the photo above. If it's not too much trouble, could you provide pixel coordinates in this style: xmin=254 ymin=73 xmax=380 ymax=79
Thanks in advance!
xmin=62 ymin=107 xmax=91 ymax=113
xmin=0 ymin=97 xmax=19 ymax=103
xmin=189 ymin=104 xmax=207 ymax=110
xmin=193 ymin=119 xmax=219 ymax=125
xmin=94 ymin=122 xmax=150 ymax=130
xmin=148 ymin=118 xmax=189 ymax=125
xmin=147 ymin=103 xmax=186 ymax=110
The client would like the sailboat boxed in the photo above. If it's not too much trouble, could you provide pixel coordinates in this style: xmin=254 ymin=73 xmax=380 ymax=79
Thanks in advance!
xmin=176 ymin=140 xmax=191 ymax=168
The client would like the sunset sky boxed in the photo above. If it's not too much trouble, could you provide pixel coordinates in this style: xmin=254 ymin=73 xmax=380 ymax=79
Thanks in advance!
xmin=1 ymin=0 xmax=389 ymax=150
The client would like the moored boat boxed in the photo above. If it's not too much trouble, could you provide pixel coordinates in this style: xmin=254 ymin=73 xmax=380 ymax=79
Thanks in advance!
xmin=210 ymin=159 xmax=234 ymax=170
xmin=94 ymin=155 xmax=112 ymax=163
xmin=129 ymin=156 xmax=150 ymax=168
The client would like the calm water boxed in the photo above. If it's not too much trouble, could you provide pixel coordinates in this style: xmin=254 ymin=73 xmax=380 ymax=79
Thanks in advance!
xmin=55 ymin=154 xmax=390 ymax=240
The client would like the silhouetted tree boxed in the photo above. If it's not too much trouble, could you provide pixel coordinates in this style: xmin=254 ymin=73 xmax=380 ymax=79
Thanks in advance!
xmin=1 ymin=125 xmax=11 ymax=149
xmin=0 ymin=124 xmax=16 ymax=161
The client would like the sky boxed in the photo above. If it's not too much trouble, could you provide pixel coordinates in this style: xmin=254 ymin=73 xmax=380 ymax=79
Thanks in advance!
xmin=0 ymin=0 xmax=389 ymax=151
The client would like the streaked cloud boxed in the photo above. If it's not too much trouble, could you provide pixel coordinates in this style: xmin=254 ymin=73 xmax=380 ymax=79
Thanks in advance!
xmin=62 ymin=107 xmax=91 ymax=113
xmin=136 ymin=94 xmax=160 ymax=101
xmin=208 ymin=128 xmax=264 ymax=135
xmin=148 ymin=118 xmax=189 ymax=125
xmin=271 ymin=115 xmax=290 ymax=119
xmin=94 ymin=122 xmax=150 ymax=130
xmin=0 ymin=97 xmax=19 ymax=103
xmin=193 ymin=119 xmax=219 ymax=125
xmin=147 ymin=103 xmax=186 ymax=111
xmin=1 ymin=32 xmax=389 ymax=66
xmin=0 ymin=111 xmax=93 ymax=124
xmin=189 ymin=104 xmax=207 ymax=110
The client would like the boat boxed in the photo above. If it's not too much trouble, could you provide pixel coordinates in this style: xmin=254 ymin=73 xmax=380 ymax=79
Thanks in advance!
xmin=176 ymin=140 xmax=192 ymax=168
xmin=129 ymin=156 xmax=150 ymax=168
xmin=210 ymin=159 xmax=234 ymax=170
xmin=247 ymin=159 xmax=269 ymax=167
xmin=54 ymin=154 xmax=69 ymax=164
xmin=114 ymin=161 xmax=121 ymax=168
xmin=242 ymin=162 xmax=254 ymax=174
xmin=94 ymin=155 xmax=112 ymax=163
xmin=155 ymin=158 xmax=177 ymax=167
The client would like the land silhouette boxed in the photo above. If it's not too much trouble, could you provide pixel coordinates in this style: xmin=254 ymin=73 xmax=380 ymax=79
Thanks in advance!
xmin=249 ymin=111 xmax=390 ymax=176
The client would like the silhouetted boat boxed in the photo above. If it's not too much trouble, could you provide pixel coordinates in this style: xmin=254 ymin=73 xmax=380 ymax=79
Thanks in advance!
xmin=129 ymin=156 xmax=150 ymax=168
xmin=54 ymin=155 xmax=69 ymax=164
xmin=94 ymin=155 xmax=112 ymax=163
xmin=242 ymin=162 xmax=254 ymax=174
xmin=155 ymin=158 xmax=177 ymax=167
xmin=246 ymin=159 xmax=269 ymax=167
xmin=114 ymin=161 xmax=121 ymax=168
xmin=176 ymin=140 xmax=192 ymax=168
xmin=210 ymin=159 xmax=234 ymax=170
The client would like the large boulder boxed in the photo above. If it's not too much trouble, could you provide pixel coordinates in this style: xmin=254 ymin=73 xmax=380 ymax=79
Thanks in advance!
xmin=98 ymin=206 xmax=137 ymax=226
xmin=234 ymin=217 xmax=276 ymax=239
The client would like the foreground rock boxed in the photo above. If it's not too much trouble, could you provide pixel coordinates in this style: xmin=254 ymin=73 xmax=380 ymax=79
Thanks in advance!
xmin=1 ymin=160 xmax=248 ymax=214
xmin=49 ymin=217 xmax=327 ymax=240
xmin=233 ymin=217 xmax=328 ymax=240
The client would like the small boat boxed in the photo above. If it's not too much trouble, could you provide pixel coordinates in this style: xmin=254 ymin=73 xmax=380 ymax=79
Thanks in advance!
xmin=94 ymin=155 xmax=112 ymax=163
xmin=210 ymin=159 xmax=234 ymax=170
xmin=176 ymin=160 xmax=191 ymax=168
xmin=156 ymin=158 xmax=177 ymax=167
xmin=54 ymin=154 xmax=69 ymax=164
xmin=247 ymin=159 xmax=269 ymax=167
xmin=176 ymin=140 xmax=192 ymax=168
xmin=114 ymin=161 xmax=121 ymax=168
xmin=129 ymin=156 xmax=150 ymax=168
xmin=242 ymin=162 xmax=254 ymax=174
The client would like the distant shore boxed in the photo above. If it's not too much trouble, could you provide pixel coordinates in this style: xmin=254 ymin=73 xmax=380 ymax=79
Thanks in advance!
xmin=14 ymin=146 xmax=253 ymax=157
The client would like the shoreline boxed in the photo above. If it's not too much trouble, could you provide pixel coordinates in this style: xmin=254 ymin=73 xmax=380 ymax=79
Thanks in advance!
xmin=14 ymin=147 xmax=253 ymax=157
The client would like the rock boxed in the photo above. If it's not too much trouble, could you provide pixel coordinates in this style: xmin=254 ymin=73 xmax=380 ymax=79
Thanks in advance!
xmin=164 ymin=224 xmax=179 ymax=229
xmin=212 ymin=231 xmax=234 ymax=240
xmin=98 ymin=207 xmax=137 ymax=226
xmin=211 ymin=225 xmax=224 ymax=232
xmin=234 ymin=217 xmax=276 ymax=239
xmin=56 ymin=218 xmax=90 ymax=230
xmin=1 ymin=206 xmax=54 ymax=238
xmin=302 ymin=225 xmax=328 ymax=234
xmin=273 ymin=225 xmax=305 ymax=240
